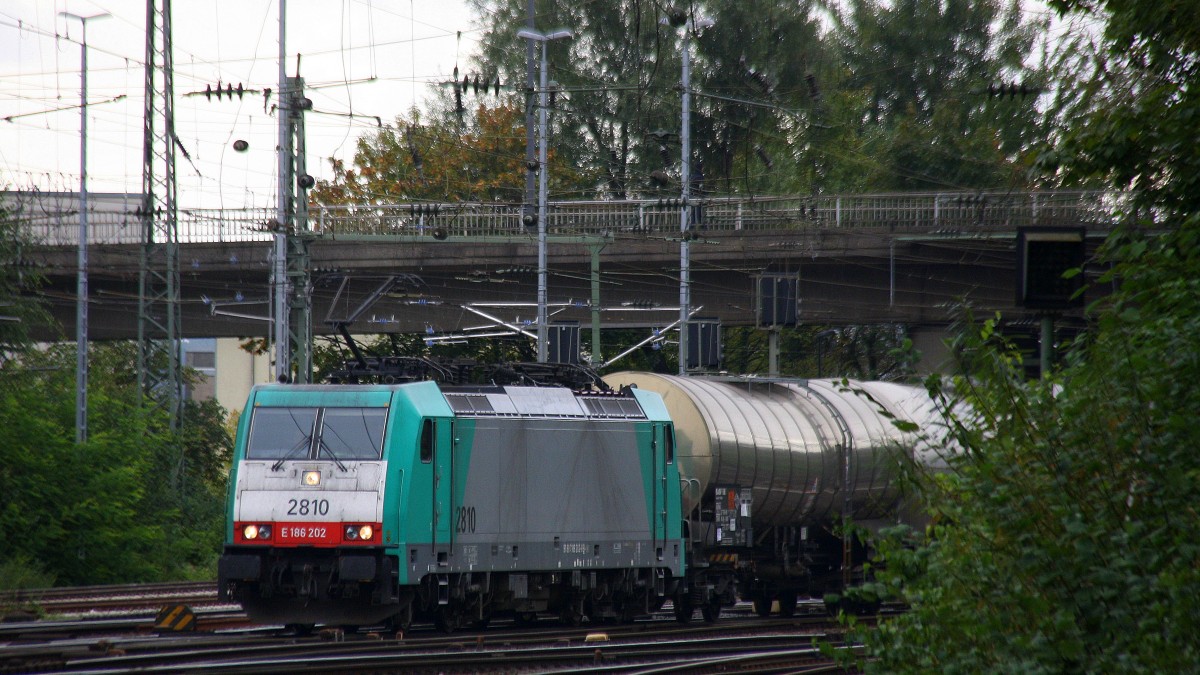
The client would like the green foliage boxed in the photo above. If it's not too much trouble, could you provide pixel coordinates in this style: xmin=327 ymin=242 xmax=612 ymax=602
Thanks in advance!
xmin=837 ymin=0 xmax=1049 ymax=190
xmin=863 ymin=229 xmax=1200 ymax=671
xmin=1040 ymin=0 xmax=1200 ymax=210
xmin=470 ymin=0 xmax=1047 ymax=197
xmin=0 ymin=342 xmax=232 ymax=586
xmin=719 ymin=324 xmax=918 ymax=380
xmin=855 ymin=3 xmax=1200 ymax=670
xmin=311 ymin=104 xmax=548 ymax=205
xmin=0 ymin=555 xmax=56 ymax=593
xmin=0 ymin=200 xmax=55 ymax=358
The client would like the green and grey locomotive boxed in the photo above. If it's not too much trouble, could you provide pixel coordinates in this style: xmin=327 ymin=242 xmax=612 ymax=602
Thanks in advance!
xmin=218 ymin=380 xmax=686 ymax=631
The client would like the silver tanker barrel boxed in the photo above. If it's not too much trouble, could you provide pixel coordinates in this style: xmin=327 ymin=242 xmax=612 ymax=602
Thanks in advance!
xmin=602 ymin=373 xmax=941 ymax=532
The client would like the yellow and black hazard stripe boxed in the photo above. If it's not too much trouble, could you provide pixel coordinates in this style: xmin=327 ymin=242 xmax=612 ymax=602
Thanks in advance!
xmin=707 ymin=552 xmax=740 ymax=565
xmin=154 ymin=604 xmax=196 ymax=632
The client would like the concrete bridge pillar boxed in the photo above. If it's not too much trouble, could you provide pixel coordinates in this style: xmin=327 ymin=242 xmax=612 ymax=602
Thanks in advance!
xmin=909 ymin=326 xmax=954 ymax=376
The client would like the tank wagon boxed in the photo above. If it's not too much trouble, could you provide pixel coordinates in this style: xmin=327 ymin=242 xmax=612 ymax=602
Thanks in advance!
xmin=602 ymin=372 xmax=939 ymax=616
xmin=218 ymin=381 xmax=685 ymax=631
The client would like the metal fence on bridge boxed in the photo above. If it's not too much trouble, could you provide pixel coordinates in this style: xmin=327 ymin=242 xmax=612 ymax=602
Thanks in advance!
xmin=12 ymin=190 xmax=1126 ymax=246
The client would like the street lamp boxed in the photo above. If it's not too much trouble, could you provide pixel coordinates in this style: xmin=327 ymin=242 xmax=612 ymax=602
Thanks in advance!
xmin=665 ymin=13 xmax=713 ymax=375
xmin=59 ymin=10 xmax=110 ymax=444
xmin=517 ymin=27 xmax=573 ymax=363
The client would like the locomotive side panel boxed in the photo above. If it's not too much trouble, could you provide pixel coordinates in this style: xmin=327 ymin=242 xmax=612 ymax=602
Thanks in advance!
xmin=448 ymin=418 xmax=670 ymax=572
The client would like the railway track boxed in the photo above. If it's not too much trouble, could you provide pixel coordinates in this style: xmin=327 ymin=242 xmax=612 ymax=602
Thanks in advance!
xmin=1 ymin=598 xmax=864 ymax=673
xmin=0 ymin=581 xmax=219 ymax=616
xmin=3 ymin=615 xmax=857 ymax=673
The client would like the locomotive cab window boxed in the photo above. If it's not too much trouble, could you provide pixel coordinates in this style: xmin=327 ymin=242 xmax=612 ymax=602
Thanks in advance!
xmin=246 ymin=407 xmax=317 ymax=460
xmin=419 ymin=419 xmax=434 ymax=463
xmin=320 ymin=408 xmax=387 ymax=460
xmin=246 ymin=406 xmax=386 ymax=461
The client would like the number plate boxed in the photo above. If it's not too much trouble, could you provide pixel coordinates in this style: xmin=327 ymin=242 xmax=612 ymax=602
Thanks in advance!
xmin=275 ymin=522 xmax=339 ymax=545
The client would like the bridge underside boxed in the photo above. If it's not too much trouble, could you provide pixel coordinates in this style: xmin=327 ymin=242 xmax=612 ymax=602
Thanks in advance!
xmin=29 ymin=227 xmax=1100 ymax=343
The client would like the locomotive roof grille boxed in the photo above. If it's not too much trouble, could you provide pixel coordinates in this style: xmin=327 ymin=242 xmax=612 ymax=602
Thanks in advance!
xmin=443 ymin=390 xmax=646 ymax=419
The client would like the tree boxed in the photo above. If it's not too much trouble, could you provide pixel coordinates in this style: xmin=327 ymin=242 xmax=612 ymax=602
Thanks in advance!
xmin=834 ymin=0 xmax=1050 ymax=190
xmin=472 ymin=0 xmax=851 ymax=198
xmin=0 ymin=200 xmax=54 ymax=360
xmin=857 ymin=0 xmax=1200 ymax=669
xmin=1039 ymin=0 xmax=1200 ymax=214
xmin=0 ymin=342 xmax=232 ymax=586
xmin=311 ymin=103 xmax=544 ymax=205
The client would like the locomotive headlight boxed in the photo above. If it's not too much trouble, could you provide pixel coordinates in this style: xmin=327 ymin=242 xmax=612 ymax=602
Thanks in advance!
xmin=358 ymin=525 xmax=374 ymax=541
xmin=344 ymin=525 xmax=359 ymax=540
xmin=258 ymin=524 xmax=271 ymax=540
xmin=303 ymin=470 xmax=321 ymax=487
xmin=243 ymin=524 xmax=259 ymax=540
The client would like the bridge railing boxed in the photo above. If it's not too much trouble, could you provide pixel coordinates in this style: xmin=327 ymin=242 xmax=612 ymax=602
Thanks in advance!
xmin=15 ymin=190 xmax=1127 ymax=246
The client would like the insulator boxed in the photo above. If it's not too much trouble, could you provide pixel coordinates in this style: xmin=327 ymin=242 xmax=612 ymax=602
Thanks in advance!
xmin=494 ymin=77 xmax=501 ymax=96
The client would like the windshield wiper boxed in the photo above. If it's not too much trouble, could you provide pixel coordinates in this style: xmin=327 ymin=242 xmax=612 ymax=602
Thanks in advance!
xmin=271 ymin=435 xmax=313 ymax=472
xmin=317 ymin=437 xmax=349 ymax=472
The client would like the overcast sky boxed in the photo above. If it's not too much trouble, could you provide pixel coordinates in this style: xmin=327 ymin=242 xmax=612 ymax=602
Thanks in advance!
xmin=0 ymin=0 xmax=483 ymax=210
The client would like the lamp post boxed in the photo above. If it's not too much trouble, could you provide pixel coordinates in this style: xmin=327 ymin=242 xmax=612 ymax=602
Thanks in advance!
xmin=60 ymin=10 xmax=110 ymax=445
xmin=273 ymin=0 xmax=290 ymax=382
xmin=517 ymin=27 xmax=573 ymax=363
xmin=670 ymin=14 xmax=712 ymax=375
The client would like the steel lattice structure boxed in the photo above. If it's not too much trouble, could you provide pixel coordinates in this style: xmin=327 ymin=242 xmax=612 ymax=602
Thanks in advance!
xmin=138 ymin=0 xmax=183 ymax=431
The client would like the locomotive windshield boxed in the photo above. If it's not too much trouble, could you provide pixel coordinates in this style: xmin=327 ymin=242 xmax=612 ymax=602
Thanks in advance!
xmin=246 ymin=406 xmax=387 ymax=461
xmin=319 ymin=408 xmax=387 ymax=460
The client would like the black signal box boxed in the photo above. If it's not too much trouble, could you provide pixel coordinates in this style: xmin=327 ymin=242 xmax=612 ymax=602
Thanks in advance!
xmin=1016 ymin=227 xmax=1085 ymax=310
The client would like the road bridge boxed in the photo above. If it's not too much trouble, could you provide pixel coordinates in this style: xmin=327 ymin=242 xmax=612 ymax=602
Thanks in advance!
xmin=16 ymin=190 xmax=1120 ymax=358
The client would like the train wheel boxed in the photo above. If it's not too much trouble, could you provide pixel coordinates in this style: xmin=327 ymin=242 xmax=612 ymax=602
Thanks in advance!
xmin=673 ymin=596 xmax=694 ymax=624
xmin=434 ymin=605 xmax=461 ymax=633
xmin=701 ymin=601 xmax=721 ymax=623
xmin=560 ymin=598 xmax=585 ymax=627
xmin=388 ymin=604 xmax=413 ymax=633
xmin=778 ymin=592 xmax=798 ymax=618
xmin=753 ymin=594 xmax=773 ymax=617
xmin=514 ymin=611 xmax=538 ymax=626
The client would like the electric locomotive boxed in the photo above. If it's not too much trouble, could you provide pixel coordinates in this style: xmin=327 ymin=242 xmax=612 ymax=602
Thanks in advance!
xmin=218 ymin=378 xmax=686 ymax=631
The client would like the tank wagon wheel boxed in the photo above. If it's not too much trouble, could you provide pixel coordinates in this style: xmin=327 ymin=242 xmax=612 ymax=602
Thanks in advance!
xmin=701 ymin=600 xmax=721 ymax=623
xmin=777 ymin=592 xmax=798 ymax=618
xmin=753 ymin=596 xmax=773 ymax=617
